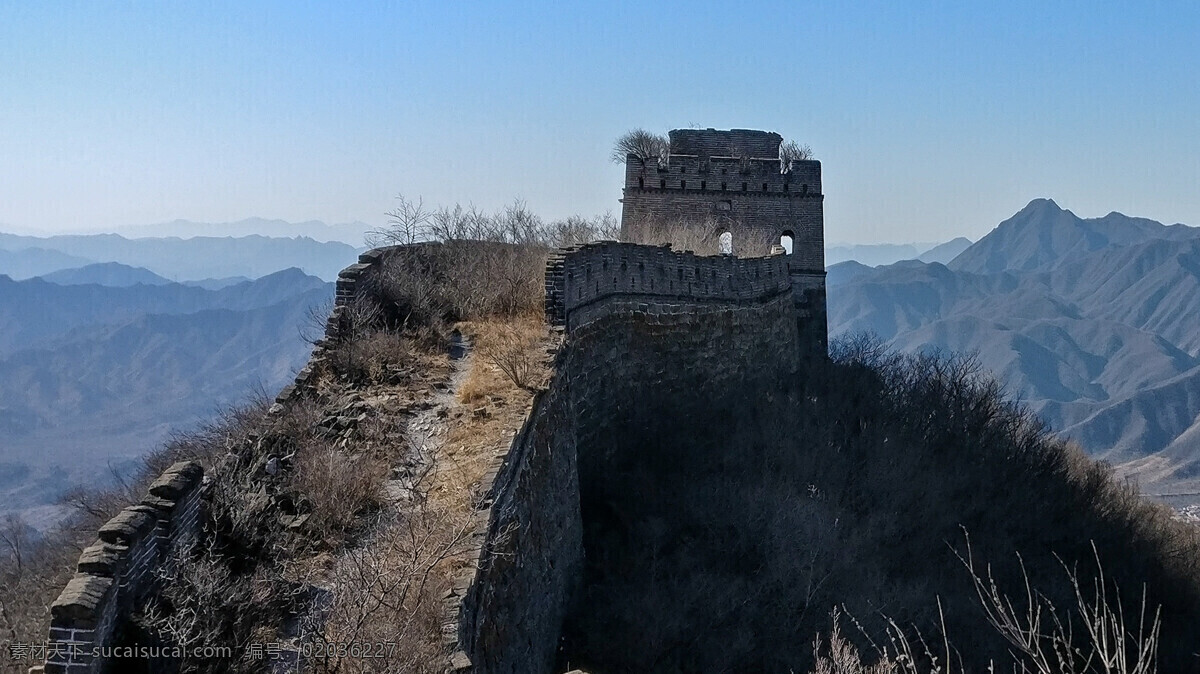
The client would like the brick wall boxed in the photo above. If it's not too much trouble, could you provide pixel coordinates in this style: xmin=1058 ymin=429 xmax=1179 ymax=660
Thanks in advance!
xmin=449 ymin=241 xmax=812 ymax=673
xmin=620 ymin=156 xmax=824 ymax=265
xmin=668 ymin=128 xmax=782 ymax=158
xmin=36 ymin=462 xmax=204 ymax=674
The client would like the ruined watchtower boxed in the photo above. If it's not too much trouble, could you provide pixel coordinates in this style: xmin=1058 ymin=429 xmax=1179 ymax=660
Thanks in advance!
xmin=618 ymin=127 xmax=827 ymax=353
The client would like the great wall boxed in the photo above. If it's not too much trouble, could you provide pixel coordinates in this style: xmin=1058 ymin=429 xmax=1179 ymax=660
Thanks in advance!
xmin=33 ymin=128 xmax=828 ymax=673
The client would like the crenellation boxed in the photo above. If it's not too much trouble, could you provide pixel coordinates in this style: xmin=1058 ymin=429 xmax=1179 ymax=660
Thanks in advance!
xmin=37 ymin=461 xmax=205 ymax=673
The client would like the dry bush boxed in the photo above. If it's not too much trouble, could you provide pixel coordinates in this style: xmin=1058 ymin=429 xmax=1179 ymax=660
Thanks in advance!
xmin=781 ymin=139 xmax=815 ymax=163
xmin=302 ymin=504 xmax=474 ymax=674
xmin=0 ymin=516 xmax=82 ymax=673
xmin=611 ymin=128 xmax=670 ymax=164
xmin=475 ymin=321 xmax=548 ymax=392
xmin=369 ymin=240 xmax=547 ymax=333
xmin=291 ymin=444 xmax=387 ymax=549
xmin=456 ymin=319 xmax=548 ymax=403
xmin=367 ymin=194 xmax=432 ymax=247
xmin=328 ymin=329 xmax=415 ymax=386
xmin=809 ymin=539 xmax=1164 ymax=674
xmin=623 ymin=215 xmax=727 ymax=255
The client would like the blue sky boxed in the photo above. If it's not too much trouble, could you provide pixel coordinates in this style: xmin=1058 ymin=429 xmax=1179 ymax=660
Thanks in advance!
xmin=3 ymin=1 xmax=1199 ymax=243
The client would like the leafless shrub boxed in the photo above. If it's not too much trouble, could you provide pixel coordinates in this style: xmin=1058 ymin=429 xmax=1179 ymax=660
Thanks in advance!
xmin=139 ymin=537 xmax=308 ymax=674
xmin=475 ymin=322 xmax=547 ymax=392
xmin=301 ymin=297 xmax=335 ymax=345
xmin=291 ymin=444 xmax=387 ymax=548
xmin=544 ymin=213 xmax=620 ymax=247
xmin=781 ymin=139 xmax=814 ymax=163
xmin=328 ymin=329 xmax=415 ymax=386
xmin=367 ymin=194 xmax=432 ymax=247
xmin=302 ymin=505 xmax=474 ymax=674
xmin=623 ymin=215 xmax=726 ymax=255
xmin=954 ymin=533 xmax=1161 ymax=674
xmin=611 ymin=128 xmax=669 ymax=164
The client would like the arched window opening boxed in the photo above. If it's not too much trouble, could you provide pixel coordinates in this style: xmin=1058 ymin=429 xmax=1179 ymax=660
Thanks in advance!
xmin=780 ymin=230 xmax=795 ymax=255
xmin=638 ymin=177 xmax=644 ymax=188
xmin=700 ymin=180 xmax=707 ymax=191
xmin=719 ymin=231 xmax=733 ymax=256
xmin=681 ymin=180 xmax=687 ymax=190
xmin=762 ymin=182 xmax=769 ymax=192
xmin=660 ymin=178 xmax=666 ymax=189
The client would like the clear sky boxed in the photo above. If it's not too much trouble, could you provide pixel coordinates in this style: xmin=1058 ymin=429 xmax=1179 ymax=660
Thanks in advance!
xmin=3 ymin=1 xmax=1199 ymax=244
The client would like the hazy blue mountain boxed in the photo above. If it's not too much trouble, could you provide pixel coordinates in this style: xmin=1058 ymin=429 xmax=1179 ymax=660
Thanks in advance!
xmin=0 ymin=268 xmax=328 ymax=356
xmin=948 ymin=199 xmax=1200 ymax=274
xmin=181 ymin=276 xmax=253 ymax=290
xmin=826 ymin=243 xmax=922 ymax=267
xmin=38 ymin=262 xmax=172 ymax=287
xmin=0 ymin=247 xmax=95 ymax=280
xmin=917 ymin=237 xmax=972 ymax=264
xmin=825 ymin=238 xmax=973 ymax=267
xmin=0 ymin=272 xmax=333 ymax=528
xmin=0 ymin=232 xmax=360 ymax=281
xmin=107 ymin=217 xmax=373 ymax=246
xmin=828 ymin=199 xmax=1200 ymax=495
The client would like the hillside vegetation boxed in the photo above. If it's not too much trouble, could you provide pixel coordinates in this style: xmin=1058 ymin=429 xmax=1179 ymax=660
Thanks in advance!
xmin=561 ymin=338 xmax=1200 ymax=672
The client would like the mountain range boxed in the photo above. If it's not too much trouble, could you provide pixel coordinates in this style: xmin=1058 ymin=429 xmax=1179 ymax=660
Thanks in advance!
xmin=828 ymin=199 xmax=1200 ymax=499
xmin=0 ymin=268 xmax=333 ymax=529
xmin=0 ymin=231 xmax=361 ymax=281
xmin=825 ymin=237 xmax=973 ymax=267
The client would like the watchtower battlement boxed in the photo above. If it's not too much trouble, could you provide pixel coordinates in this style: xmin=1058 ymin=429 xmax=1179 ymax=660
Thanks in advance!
xmin=617 ymin=126 xmax=827 ymax=353
xmin=668 ymin=128 xmax=782 ymax=158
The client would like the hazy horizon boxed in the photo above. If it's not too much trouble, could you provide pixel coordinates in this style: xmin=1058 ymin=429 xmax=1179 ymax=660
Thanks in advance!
xmin=5 ymin=2 xmax=1200 ymax=245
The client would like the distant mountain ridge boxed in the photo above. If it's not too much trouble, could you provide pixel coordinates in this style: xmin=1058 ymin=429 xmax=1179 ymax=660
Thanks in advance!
xmin=0 ymin=232 xmax=360 ymax=281
xmin=828 ymin=199 xmax=1200 ymax=497
xmin=38 ymin=262 xmax=171 ymax=287
xmin=108 ymin=217 xmax=373 ymax=245
xmin=825 ymin=238 xmax=975 ymax=267
xmin=0 ymin=269 xmax=333 ymax=528
xmin=949 ymin=198 xmax=1200 ymax=273
xmin=0 ymin=247 xmax=95 ymax=280
xmin=0 ymin=267 xmax=327 ymax=356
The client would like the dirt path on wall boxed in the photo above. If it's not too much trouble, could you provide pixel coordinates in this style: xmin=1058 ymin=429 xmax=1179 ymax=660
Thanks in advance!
xmin=387 ymin=346 xmax=474 ymax=506
xmin=275 ymin=345 xmax=475 ymax=673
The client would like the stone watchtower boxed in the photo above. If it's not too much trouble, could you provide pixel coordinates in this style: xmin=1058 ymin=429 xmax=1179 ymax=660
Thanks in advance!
xmin=618 ymin=127 xmax=827 ymax=353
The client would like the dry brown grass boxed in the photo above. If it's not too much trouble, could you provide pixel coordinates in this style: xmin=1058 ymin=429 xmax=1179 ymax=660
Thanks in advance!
xmin=456 ymin=319 xmax=549 ymax=404
xmin=297 ymin=318 xmax=553 ymax=673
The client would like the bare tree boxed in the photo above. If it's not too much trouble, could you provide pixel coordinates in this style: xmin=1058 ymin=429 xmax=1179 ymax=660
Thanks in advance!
xmin=368 ymin=194 xmax=432 ymax=246
xmin=780 ymin=139 xmax=814 ymax=172
xmin=611 ymin=129 xmax=670 ymax=164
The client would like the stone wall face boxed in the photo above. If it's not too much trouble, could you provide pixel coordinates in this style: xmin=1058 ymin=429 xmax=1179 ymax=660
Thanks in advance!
xmin=447 ymin=344 xmax=584 ymax=674
xmin=452 ymin=241 xmax=810 ymax=673
xmin=39 ymin=462 xmax=204 ymax=674
xmin=668 ymin=128 xmax=782 ymax=158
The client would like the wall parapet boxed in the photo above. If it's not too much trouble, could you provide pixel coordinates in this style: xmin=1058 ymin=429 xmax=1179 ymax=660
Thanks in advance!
xmin=544 ymin=241 xmax=794 ymax=331
xmin=37 ymin=461 xmax=204 ymax=674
